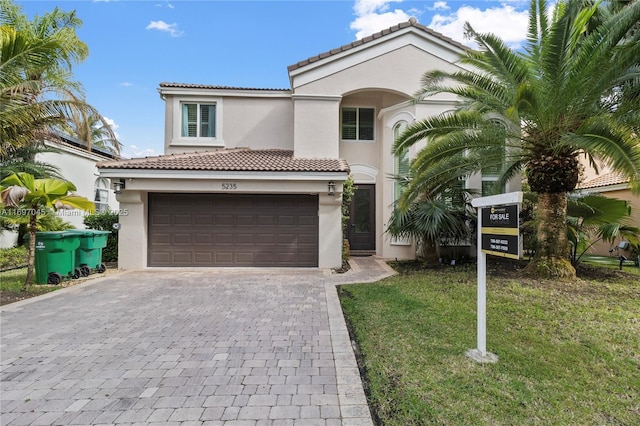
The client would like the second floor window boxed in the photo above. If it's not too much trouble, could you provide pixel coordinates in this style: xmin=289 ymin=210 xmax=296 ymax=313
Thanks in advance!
xmin=341 ymin=107 xmax=374 ymax=141
xmin=181 ymin=103 xmax=216 ymax=138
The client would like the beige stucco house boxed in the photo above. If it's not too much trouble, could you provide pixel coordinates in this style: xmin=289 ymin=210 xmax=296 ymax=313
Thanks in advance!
xmin=99 ymin=19 xmax=520 ymax=269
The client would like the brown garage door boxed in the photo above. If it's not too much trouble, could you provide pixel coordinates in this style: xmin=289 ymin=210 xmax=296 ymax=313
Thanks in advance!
xmin=148 ymin=193 xmax=318 ymax=267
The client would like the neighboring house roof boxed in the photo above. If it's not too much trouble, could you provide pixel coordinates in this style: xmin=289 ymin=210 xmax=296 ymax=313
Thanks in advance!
xmin=578 ymin=172 xmax=631 ymax=189
xmin=159 ymin=82 xmax=290 ymax=92
xmin=287 ymin=17 xmax=468 ymax=72
xmin=97 ymin=148 xmax=350 ymax=173
xmin=52 ymin=133 xmax=120 ymax=160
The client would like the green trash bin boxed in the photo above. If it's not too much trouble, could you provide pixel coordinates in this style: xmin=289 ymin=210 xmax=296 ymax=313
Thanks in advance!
xmin=66 ymin=229 xmax=110 ymax=276
xmin=25 ymin=232 xmax=82 ymax=285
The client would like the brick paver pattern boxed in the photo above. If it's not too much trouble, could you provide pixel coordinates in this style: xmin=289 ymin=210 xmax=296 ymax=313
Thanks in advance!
xmin=1 ymin=258 xmax=393 ymax=425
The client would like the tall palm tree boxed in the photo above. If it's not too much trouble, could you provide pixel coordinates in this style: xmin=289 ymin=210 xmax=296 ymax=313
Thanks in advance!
xmin=61 ymin=110 xmax=122 ymax=155
xmin=394 ymin=0 xmax=640 ymax=279
xmin=0 ymin=1 xmax=116 ymax=157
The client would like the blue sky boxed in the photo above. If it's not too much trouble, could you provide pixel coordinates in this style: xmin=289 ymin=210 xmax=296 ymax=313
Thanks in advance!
xmin=16 ymin=0 xmax=530 ymax=158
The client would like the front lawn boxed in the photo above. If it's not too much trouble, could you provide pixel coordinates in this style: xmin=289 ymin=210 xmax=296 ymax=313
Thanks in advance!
xmin=339 ymin=261 xmax=640 ymax=425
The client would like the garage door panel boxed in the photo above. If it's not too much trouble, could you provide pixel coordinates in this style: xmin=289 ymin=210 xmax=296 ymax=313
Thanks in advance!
xmin=174 ymin=233 xmax=193 ymax=245
xmin=237 ymin=215 xmax=256 ymax=226
xmin=173 ymin=252 xmax=193 ymax=263
xmin=236 ymin=234 xmax=255 ymax=245
xmin=255 ymin=233 xmax=277 ymax=244
xmin=149 ymin=193 xmax=318 ymax=267
xmin=151 ymin=214 xmax=171 ymax=226
xmin=195 ymin=234 xmax=213 ymax=244
xmin=151 ymin=233 xmax=171 ymax=245
xmin=194 ymin=252 xmax=213 ymax=263
xmin=194 ymin=214 xmax=213 ymax=225
xmin=174 ymin=214 xmax=192 ymax=225
xmin=215 ymin=215 xmax=234 ymax=226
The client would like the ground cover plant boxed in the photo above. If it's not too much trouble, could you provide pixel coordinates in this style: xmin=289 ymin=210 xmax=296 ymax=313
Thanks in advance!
xmin=339 ymin=260 xmax=640 ymax=425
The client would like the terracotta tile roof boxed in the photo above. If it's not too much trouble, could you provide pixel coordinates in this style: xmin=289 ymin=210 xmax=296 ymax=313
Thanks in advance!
xmin=159 ymin=82 xmax=290 ymax=92
xmin=97 ymin=149 xmax=350 ymax=173
xmin=287 ymin=18 xmax=468 ymax=72
xmin=578 ymin=172 xmax=631 ymax=189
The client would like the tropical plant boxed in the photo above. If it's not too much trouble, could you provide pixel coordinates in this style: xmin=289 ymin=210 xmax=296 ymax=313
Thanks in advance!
xmin=394 ymin=0 xmax=640 ymax=279
xmin=566 ymin=193 xmax=640 ymax=265
xmin=0 ymin=143 xmax=63 ymax=180
xmin=386 ymin=175 xmax=474 ymax=265
xmin=60 ymin=110 xmax=121 ymax=155
xmin=0 ymin=1 xmax=117 ymax=157
xmin=0 ymin=172 xmax=94 ymax=289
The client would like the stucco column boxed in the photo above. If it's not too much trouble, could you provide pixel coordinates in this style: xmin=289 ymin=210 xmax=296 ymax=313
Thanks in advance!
xmin=318 ymin=193 xmax=343 ymax=269
xmin=115 ymin=190 xmax=147 ymax=270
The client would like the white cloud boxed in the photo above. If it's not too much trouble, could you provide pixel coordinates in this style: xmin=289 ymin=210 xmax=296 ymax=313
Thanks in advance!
xmin=121 ymin=146 xmax=158 ymax=159
xmin=430 ymin=1 xmax=449 ymax=11
xmin=349 ymin=0 xmax=529 ymax=49
xmin=146 ymin=20 xmax=183 ymax=37
xmin=351 ymin=0 xmax=412 ymax=40
xmin=428 ymin=5 xmax=529 ymax=48
xmin=119 ymin=82 xmax=133 ymax=87
xmin=102 ymin=116 xmax=120 ymax=140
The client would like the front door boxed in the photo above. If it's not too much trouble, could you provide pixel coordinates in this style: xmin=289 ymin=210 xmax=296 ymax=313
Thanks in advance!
xmin=347 ymin=184 xmax=376 ymax=251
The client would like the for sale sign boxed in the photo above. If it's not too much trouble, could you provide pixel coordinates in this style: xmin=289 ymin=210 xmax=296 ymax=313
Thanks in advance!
xmin=480 ymin=204 xmax=520 ymax=259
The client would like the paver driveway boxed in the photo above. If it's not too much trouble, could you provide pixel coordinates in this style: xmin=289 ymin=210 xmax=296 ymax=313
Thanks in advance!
xmin=1 ymin=257 xmax=395 ymax=425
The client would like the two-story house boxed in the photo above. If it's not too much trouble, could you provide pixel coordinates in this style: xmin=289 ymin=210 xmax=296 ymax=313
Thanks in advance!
xmin=99 ymin=19 xmax=520 ymax=270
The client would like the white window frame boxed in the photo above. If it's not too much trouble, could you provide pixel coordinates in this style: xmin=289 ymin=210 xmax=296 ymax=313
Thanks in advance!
xmin=94 ymin=178 xmax=110 ymax=213
xmin=393 ymin=121 xmax=410 ymax=202
xmin=171 ymin=97 xmax=224 ymax=147
xmin=340 ymin=106 xmax=376 ymax=143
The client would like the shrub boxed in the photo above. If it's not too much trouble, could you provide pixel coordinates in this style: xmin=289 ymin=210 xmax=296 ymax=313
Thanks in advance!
xmin=83 ymin=211 xmax=119 ymax=262
xmin=0 ymin=246 xmax=28 ymax=270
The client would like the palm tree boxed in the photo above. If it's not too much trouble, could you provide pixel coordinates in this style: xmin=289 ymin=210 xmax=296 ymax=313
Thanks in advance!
xmin=0 ymin=143 xmax=63 ymax=180
xmin=0 ymin=172 xmax=95 ymax=289
xmin=394 ymin=0 xmax=640 ymax=279
xmin=387 ymin=172 xmax=474 ymax=265
xmin=0 ymin=1 xmax=117 ymax=157
xmin=61 ymin=110 xmax=122 ymax=155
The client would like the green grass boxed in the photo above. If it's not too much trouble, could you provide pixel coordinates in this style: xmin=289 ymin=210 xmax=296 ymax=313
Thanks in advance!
xmin=0 ymin=267 xmax=58 ymax=304
xmin=339 ymin=264 xmax=640 ymax=425
xmin=581 ymin=255 xmax=640 ymax=276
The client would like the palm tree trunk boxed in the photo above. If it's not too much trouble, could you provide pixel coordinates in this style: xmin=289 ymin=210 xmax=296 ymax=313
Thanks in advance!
xmin=24 ymin=209 xmax=37 ymax=290
xmin=422 ymin=236 xmax=440 ymax=266
xmin=525 ymin=192 xmax=576 ymax=279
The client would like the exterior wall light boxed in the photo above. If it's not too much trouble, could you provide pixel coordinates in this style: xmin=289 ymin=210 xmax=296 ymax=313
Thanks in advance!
xmin=113 ymin=179 xmax=125 ymax=194
xmin=328 ymin=181 xmax=335 ymax=195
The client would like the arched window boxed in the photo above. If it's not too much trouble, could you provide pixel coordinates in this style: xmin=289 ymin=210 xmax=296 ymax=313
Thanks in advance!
xmin=393 ymin=121 xmax=410 ymax=201
xmin=94 ymin=178 xmax=110 ymax=213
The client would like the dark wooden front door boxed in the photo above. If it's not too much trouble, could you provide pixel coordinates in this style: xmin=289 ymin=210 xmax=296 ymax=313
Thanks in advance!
xmin=347 ymin=184 xmax=375 ymax=251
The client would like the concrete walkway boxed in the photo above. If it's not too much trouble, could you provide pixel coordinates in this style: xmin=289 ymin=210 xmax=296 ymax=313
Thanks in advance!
xmin=0 ymin=257 xmax=396 ymax=425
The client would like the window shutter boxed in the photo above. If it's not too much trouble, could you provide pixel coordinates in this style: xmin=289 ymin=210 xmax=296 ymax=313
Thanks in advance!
xmin=358 ymin=108 xmax=374 ymax=140
xmin=341 ymin=108 xmax=357 ymax=139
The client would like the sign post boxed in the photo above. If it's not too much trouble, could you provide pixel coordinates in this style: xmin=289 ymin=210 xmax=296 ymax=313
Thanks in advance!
xmin=466 ymin=191 xmax=523 ymax=363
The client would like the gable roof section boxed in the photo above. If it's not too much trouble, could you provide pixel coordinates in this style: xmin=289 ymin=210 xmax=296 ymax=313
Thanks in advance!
xmin=578 ymin=172 xmax=631 ymax=189
xmin=287 ymin=18 xmax=467 ymax=73
xmin=97 ymin=148 xmax=349 ymax=173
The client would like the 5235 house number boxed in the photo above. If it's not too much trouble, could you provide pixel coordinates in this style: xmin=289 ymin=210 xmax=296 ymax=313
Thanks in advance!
xmin=221 ymin=183 xmax=237 ymax=190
